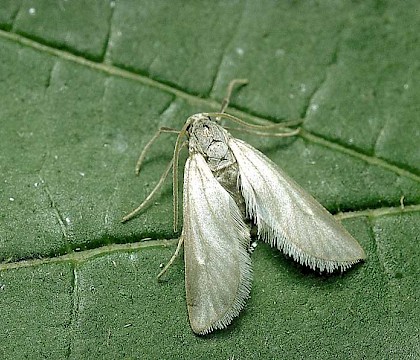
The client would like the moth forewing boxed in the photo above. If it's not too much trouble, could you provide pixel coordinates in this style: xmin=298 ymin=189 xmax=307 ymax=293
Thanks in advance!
xmin=182 ymin=153 xmax=252 ymax=335
xmin=229 ymin=138 xmax=366 ymax=272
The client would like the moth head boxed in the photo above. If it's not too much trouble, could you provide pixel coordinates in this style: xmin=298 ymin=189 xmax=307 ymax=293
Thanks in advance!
xmin=185 ymin=113 xmax=212 ymax=135
xmin=185 ymin=113 xmax=215 ymax=147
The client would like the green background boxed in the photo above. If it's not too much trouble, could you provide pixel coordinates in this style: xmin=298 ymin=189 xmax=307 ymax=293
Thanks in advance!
xmin=0 ymin=1 xmax=419 ymax=359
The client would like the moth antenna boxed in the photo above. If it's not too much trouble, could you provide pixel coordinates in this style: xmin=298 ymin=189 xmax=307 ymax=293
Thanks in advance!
xmin=172 ymin=121 xmax=192 ymax=232
xmin=223 ymin=127 xmax=300 ymax=138
xmin=206 ymin=112 xmax=300 ymax=138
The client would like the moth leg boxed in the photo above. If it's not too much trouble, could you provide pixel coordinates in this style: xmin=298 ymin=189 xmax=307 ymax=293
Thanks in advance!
xmin=122 ymin=141 xmax=187 ymax=223
xmin=220 ymin=79 xmax=249 ymax=114
xmin=135 ymin=127 xmax=179 ymax=175
xmin=157 ymin=235 xmax=184 ymax=280
xmin=121 ymin=159 xmax=173 ymax=223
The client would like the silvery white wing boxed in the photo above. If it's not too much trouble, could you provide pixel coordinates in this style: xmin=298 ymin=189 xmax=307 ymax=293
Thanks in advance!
xmin=229 ymin=139 xmax=366 ymax=272
xmin=182 ymin=152 xmax=252 ymax=335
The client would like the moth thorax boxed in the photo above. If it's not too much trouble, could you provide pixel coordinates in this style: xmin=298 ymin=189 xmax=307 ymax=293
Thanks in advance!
xmin=188 ymin=117 xmax=236 ymax=172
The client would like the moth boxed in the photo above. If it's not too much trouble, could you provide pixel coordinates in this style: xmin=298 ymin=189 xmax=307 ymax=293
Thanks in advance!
xmin=123 ymin=79 xmax=366 ymax=335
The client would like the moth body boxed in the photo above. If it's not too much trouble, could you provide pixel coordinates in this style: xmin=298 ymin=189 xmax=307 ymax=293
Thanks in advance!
xmin=123 ymin=81 xmax=366 ymax=336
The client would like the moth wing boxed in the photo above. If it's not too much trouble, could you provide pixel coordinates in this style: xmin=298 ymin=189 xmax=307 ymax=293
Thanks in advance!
xmin=182 ymin=153 xmax=252 ymax=335
xmin=229 ymin=139 xmax=366 ymax=272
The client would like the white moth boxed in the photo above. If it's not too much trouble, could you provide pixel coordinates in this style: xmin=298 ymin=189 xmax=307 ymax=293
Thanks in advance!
xmin=123 ymin=80 xmax=366 ymax=335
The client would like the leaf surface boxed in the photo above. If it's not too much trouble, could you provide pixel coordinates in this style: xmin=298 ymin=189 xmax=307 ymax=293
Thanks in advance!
xmin=0 ymin=1 xmax=419 ymax=359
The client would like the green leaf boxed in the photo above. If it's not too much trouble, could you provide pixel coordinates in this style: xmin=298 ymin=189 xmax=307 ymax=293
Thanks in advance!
xmin=0 ymin=1 xmax=419 ymax=359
